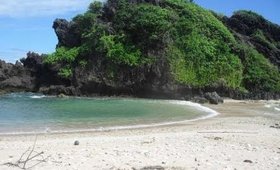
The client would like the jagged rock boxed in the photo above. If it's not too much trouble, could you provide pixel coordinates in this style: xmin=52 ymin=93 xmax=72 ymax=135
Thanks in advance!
xmin=204 ymin=92 xmax=224 ymax=104
xmin=21 ymin=52 xmax=43 ymax=70
xmin=0 ymin=60 xmax=35 ymax=92
xmin=192 ymin=96 xmax=209 ymax=104
xmin=53 ymin=19 xmax=80 ymax=48
xmin=39 ymin=85 xmax=78 ymax=96
xmin=0 ymin=76 xmax=34 ymax=90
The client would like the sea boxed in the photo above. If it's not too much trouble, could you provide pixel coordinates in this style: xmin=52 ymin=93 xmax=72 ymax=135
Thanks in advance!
xmin=0 ymin=92 xmax=219 ymax=134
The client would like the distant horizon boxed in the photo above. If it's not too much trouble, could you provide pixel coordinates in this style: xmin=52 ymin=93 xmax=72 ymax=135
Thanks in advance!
xmin=0 ymin=0 xmax=279 ymax=63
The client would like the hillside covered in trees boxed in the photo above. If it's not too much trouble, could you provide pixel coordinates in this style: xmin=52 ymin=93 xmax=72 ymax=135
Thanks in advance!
xmin=1 ymin=0 xmax=280 ymax=100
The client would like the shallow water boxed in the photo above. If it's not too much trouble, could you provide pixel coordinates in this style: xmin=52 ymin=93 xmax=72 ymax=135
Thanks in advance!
xmin=0 ymin=93 xmax=218 ymax=134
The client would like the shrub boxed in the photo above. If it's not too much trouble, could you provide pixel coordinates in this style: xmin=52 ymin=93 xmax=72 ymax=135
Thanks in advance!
xmin=99 ymin=35 xmax=142 ymax=66
xmin=238 ymin=45 xmax=280 ymax=92
xmin=44 ymin=47 xmax=79 ymax=64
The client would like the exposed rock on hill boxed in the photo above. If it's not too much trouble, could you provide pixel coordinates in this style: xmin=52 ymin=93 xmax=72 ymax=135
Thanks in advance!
xmin=53 ymin=19 xmax=81 ymax=48
xmin=225 ymin=10 xmax=280 ymax=68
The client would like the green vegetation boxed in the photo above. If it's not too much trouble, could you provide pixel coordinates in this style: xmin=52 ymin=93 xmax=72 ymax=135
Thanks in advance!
xmin=252 ymin=29 xmax=278 ymax=50
xmin=44 ymin=0 xmax=280 ymax=92
xmin=236 ymin=44 xmax=280 ymax=92
xmin=44 ymin=47 xmax=79 ymax=64
xmin=163 ymin=0 xmax=242 ymax=88
xmin=44 ymin=47 xmax=79 ymax=78
xmin=99 ymin=35 xmax=142 ymax=66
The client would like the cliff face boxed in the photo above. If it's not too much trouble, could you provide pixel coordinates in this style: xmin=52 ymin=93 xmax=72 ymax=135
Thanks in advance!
xmin=0 ymin=0 xmax=279 ymax=100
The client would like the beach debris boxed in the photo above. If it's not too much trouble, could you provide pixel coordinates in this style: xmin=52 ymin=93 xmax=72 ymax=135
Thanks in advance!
xmin=214 ymin=137 xmax=222 ymax=140
xmin=243 ymin=160 xmax=253 ymax=163
xmin=141 ymin=138 xmax=155 ymax=144
xmin=270 ymin=123 xmax=280 ymax=129
xmin=3 ymin=136 xmax=50 ymax=169
xmin=140 ymin=166 xmax=165 ymax=170
xmin=74 ymin=140 xmax=80 ymax=146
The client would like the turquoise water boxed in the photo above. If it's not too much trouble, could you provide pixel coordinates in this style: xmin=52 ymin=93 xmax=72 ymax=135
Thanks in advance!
xmin=0 ymin=93 xmax=216 ymax=134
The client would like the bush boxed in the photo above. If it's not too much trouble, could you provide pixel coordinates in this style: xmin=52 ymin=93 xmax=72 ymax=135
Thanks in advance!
xmin=164 ymin=0 xmax=243 ymax=88
xmin=237 ymin=45 xmax=280 ymax=92
xmin=44 ymin=47 xmax=79 ymax=64
xmin=58 ymin=66 xmax=73 ymax=78
xmin=44 ymin=47 xmax=79 ymax=79
xmin=99 ymin=35 xmax=142 ymax=66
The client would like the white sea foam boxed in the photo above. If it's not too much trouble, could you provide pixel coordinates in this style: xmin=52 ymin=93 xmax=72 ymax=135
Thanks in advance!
xmin=275 ymin=107 xmax=280 ymax=112
xmin=30 ymin=95 xmax=46 ymax=99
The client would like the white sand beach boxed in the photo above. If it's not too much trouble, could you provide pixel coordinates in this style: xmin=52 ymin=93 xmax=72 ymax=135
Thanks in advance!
xmin=0 ymin=100 xmax=279 ymax=170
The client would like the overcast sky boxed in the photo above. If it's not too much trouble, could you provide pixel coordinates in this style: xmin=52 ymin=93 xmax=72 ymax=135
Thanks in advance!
xmin=0 ymin=0 xmax=279 ymax=63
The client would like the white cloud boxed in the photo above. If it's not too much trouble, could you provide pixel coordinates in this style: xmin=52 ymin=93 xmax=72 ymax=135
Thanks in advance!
xmin=0 ymin=0 xmax=96 ymax=18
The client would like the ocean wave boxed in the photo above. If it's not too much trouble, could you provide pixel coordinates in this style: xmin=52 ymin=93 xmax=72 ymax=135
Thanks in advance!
xmin=30 ymin=95 xmax=46 ymax=99
xmin=168 ymin=100 xmax=219 ymax=115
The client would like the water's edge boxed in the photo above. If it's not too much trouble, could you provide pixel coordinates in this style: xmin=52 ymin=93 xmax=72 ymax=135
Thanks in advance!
xmin=0 ymin=97 xmax=219 ymax=136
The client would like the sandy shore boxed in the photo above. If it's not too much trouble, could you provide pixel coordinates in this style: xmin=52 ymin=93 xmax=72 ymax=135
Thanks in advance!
xmin=0 ymin=100 xmax=280 ymax=170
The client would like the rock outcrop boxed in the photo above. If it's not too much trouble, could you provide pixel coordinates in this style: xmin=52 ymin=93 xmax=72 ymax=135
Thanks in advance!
xmin=204 ymin=92 xmax=224 ymax=105
xmin=0 ymin=60 xmax=35 ymax=92
xmin=53 ymin=19 xmax=81 ymax=48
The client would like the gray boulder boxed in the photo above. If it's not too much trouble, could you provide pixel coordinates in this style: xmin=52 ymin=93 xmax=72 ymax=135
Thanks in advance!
xmin=204 ymin=92 xmax=224 ymax=104
xmin=192 ymin=96 xmax=209 ymax=104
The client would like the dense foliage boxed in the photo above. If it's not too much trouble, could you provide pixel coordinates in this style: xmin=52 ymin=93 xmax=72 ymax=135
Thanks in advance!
xmin=45 ymin=0 xmax=280 ymax=93
xmin=235 ymin=44 xmax=280 ymax=92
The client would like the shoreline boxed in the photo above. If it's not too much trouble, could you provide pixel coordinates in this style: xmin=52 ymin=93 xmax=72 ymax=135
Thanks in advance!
xmin=0 ymin=100 xmax=279 ymax=169
xmin=1 ymin=98 xmax=279 ymax=137
xmin=0 ymin=99 xmax=220 ymax=137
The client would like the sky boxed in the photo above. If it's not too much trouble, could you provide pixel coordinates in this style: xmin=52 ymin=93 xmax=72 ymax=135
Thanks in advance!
xmin=0 ymin=0 xmax=279 ymax=63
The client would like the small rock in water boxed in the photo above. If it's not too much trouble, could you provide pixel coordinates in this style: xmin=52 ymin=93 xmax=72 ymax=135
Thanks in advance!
xmin=243 ymin=160 xmax=253 ymax=163
xmin=58 ymin=93 xmax=68 ymax=98
xmin=74 ymin=140 xmax=80 ymax=146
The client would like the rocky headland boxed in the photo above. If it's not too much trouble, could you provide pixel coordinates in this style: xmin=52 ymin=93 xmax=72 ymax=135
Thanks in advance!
xmin=1 ymin=0 xmax=280 ymax=102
